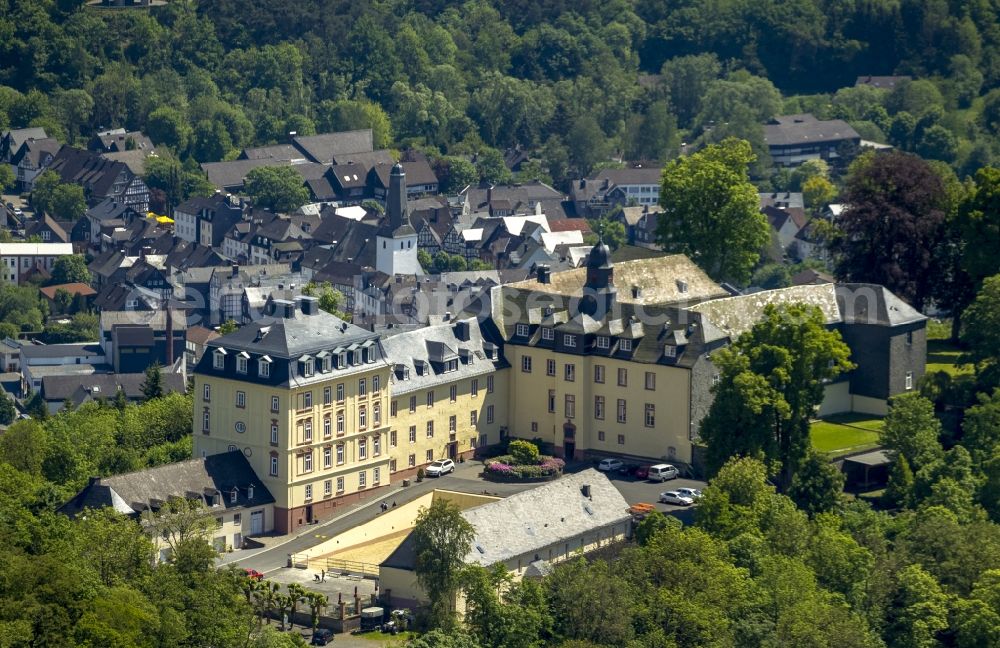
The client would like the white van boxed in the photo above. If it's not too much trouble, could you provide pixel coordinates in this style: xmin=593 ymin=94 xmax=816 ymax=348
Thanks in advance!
xmin=648 ymin=463 xmax=679 ymax=482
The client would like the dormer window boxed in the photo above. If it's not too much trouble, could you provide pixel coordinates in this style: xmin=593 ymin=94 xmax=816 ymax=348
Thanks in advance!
xmin=236 ymin=352 xmax=249 ymax=374
xmin=596 ymin=336 xmax=609 ymax=349
xmin=515 ymin=323 xmax=529 ymax=337
xmin=230 ymin=487 xmax=238 ymax=504
xmin=447 ymin=359 xmax=458 ymax=372
xmin=403 ymin=367 xmax=410 ymax=380
xmin=541 ymin=327 xmax=554 ymax=341
xmin=300 ymin=356 xmax=314 ymax=377
xmin=664 ymin=345 xmax=677 ymax=358
xmin=564 ymin=334 xmax=576 ymax=348
xmin=247 ymin=484 xmax=254 ymax=500
xmin=676 ymin=279 xmax=688 ymax=294
xmin=338 ymin=352 xmax=347 ymax=368
xmin=259 ymin=356 xmax=272 ymax=377
xmin=213 ymin=348 xmax=227 ymax=369
xmin=621 ymin=339 xmax=633 ymax=352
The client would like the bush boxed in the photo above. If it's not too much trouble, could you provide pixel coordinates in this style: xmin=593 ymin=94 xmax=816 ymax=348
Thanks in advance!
xmin=483 ymin=454 xmax=565 ymax=480
xmin=417 ymin=467 xmax=425 ymax=482
xmin=508 ymin=439 xmax=540 ymax=465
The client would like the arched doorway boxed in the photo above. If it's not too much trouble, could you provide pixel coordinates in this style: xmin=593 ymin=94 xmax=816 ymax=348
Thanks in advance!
xmin=563 ymin=422 xmax=576 ymax=460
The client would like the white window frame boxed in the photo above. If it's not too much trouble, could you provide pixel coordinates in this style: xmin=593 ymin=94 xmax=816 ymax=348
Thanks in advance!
xmin=515 ymin=323 xmax=529 ymax=337
xmin=564 ymin=334 xmax=576 ymax=348
xmin=541 ymin=327 xmax=554 ymax=341
xmin=596 ymin=336 xmax=609 ymax=349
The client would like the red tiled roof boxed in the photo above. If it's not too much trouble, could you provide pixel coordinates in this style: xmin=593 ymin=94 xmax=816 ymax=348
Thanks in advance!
xmin=547 ymin=219 xmax=593 ymax=233
xmin=39 ymin=282 xmax=97 ymax=299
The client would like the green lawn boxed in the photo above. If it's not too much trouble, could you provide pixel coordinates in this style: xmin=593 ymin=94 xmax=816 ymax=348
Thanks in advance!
xmin=810 ymin=414 xmax=883 ymax=455
xmin=926 ymin=339 xmax=972 ymax=377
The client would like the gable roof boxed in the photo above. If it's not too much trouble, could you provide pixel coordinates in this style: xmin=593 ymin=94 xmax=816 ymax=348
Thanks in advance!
xmin=382 ymin=469 xmax=629 ymax=570
xmin=39 ymin=282 xmax=96 ymax=300
xmin=25 ymin=214 xmax=69 ymax=242
xmin=59 ymin=451 xmax=274 ymax=518
xmin=764 ymin=114 xmax=860 ymax=147
xmin=292 ymin=130 xmax=374 ymax=164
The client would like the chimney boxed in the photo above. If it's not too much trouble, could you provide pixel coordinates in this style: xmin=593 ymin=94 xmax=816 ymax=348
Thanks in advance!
xmin=166 ymin=307 xmax=174 ymax=366
xmin=140 ymin=246 xmax=151 ymax=260
xmin=299 ymin=295 xmax=319 ymax=315
xmin=231 ymin=264 xmax=239 ymax=278
xmin=536 ymin=265 xmax=551 ymax=284
xmin=581 ymin=484 xmax=591 ymax=499
xmin=454 ymin=320 xmax=470 ymax=341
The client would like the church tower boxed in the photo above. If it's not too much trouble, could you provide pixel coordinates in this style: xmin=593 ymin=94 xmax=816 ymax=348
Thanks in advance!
xmin=580 ymin=239 xmax=617 ymax=319
xmin=376 ymin=163 xmax=422 ymax=276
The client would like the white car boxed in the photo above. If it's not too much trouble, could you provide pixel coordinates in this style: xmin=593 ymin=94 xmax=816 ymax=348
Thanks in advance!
xmin=675 ymin=487 xmax=702 ymax=500
xmin=425 ymin=459 xmax=455 ymax=477
xmin=597 ymin=458 xmax=624 ymax=472
xmin=658 ymin=491 xmax=694 ymax=506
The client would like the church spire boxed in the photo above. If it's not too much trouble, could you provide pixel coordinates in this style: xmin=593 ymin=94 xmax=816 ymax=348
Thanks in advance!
xmin=387 ymin=162 xmax=409 ymax=233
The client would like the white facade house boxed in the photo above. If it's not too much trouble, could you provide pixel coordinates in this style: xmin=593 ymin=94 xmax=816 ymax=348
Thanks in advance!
xmin=0 ymin=243 xmax=74 ymax=284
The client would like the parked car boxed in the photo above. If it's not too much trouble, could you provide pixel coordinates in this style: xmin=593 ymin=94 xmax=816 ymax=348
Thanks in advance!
xmin=675 ymin=487 xmax=702 ymax=500
xmin=658 ymin=490 xmax=694 ymax=506
xmin=425 ymin=459 xmax=455 ymax=477
xmin=243 ymin=568 xmax=264 ymax=581
xmin=12 ymin=208 xmax=22 ymax=217
xmin=597 ymin=458 xmax=624 ymax=472
xmin=648 ymin=464 xmax=679 ymax=482
xmin=632 ymin=465 xmax=650 ymax=480
xmin=311 ymin=628 xmax=334 ymax=645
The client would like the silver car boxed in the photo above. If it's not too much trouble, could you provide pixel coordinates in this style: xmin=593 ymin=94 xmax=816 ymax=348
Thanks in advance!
xmin=658 ymin=490 xmax=694 ymax=506
xmin=675 ymin=487 xmax=702 ymax=500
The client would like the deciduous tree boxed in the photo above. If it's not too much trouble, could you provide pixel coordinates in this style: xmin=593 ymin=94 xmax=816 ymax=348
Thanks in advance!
xmin=412 ymin=498 xmax=475 ymax=629
xmin=244 ymin=166 xmax=308 ymax=213
xmin=832 ymin=151 xmax=948 ymax=309
xmin=656 ymin=138 xmax=768 ymax=284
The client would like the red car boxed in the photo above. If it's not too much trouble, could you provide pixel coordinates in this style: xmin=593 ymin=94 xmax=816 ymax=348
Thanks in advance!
xmin=243 ymin=568 xmax=264 ymax=581
xmin=633 ymin=465 xmax=650 ymax=480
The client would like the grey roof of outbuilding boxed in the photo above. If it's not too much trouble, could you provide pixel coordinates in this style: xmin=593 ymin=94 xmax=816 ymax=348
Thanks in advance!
xmin=41 ymin=371 xmax=185 ymax=403
xmin=764 ymin=114 xmax=860 ymax=147
xmin=379 ymin=317 xmax=505 ymax=395
xmin=207 ymin=307 xmax=378 ymax=359
xmin=381 ymin=470 xmax=630 ymax=570
xmin=58 ymin=451 xmax=274 ymax=518
xmin=20 ymin=342 xmax=104 ymax=360
xmin=293 ymin=130 xmax=374 ymax=164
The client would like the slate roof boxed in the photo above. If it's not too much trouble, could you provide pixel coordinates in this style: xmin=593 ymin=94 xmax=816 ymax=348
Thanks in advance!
xmin=94 ymin=130 xmax=155 ymax=153
xmin=202 ymin=158 xmax=282 ymax=190
xmin=292 ymin=130 xmax=374 ymax=164
xmin=836 ymin=283 xmax=926 ymax=327
xmin=380 ymin=317 xmax=507 ymax=395
xmin=25 ymin=214 xmax=69 ymax=242
xmin=689 ymin=284 xmax=842 ymax=340
xmin=41 ymin=371 xmax=185 ymax=404
xmin=240 ymin=144 xmax=306 ymax=162
xmin=764 ymin=114 xmax=860 ymax=147
xmin=48 ymin=146 xmax=132 ymax=200
xmin=3 ymin=127 xmax=47 ymax=157
xmin=206 ymin=305 xmax=377 ymax=359
xmin=20 ymin=342 xmax=104 ymax=360
xmin=103 ymin=149 xmax=154 ymax=175
xmin=381 ymin=469 xmax=630 ymax=570
xmin=11 ymin=137 xmax=61 ymax=167
xmin=59 ymin=451 xmax=274 ymax=518
xmin=86 ymin=197 xmax=140 ymax=223
xmin=369 ymin=160 xmax=438 ymax=189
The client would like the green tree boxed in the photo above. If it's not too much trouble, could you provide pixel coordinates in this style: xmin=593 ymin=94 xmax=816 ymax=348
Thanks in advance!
xmin=883 ymin=564 xmax=950 ymax=648
xmin=244 ymin=166 xmax=309 ymax=213
xmin=439 ymin=156 xmax=478 ymax=194
xmin=885 ymin=454 xmax=917 ymax=509
xmin=699 ymin=303 xmax=854 ymax=490
xmin=585 ymin=218 xmax=626 ymax=251
xmin=565 ymin=115 xmax=610 ymax=177
xmin=304 ymin=591 xmax=327 ymax=633
xmin=475 ymin=148 xmax=512 ymax=185
xmin=30 ymin=170 xmax=61 ymax=215
xmin=316 ymin=99 xmax=392 ymax=149
xmin=50 ymin=255 xmax=91 ymax=285
xmin=656 ymin=138 xmax=768 ymax=284
xmin=660 ymin=53 xmax=722 ymax=127
xmin=218 ymin=320 xmax=238 ymax=335
xmin=141 ymin=362 xmax=164 ymax=401
xmin=0 ymin=164 xmax=13 ymax=192
xmin=411 ymin=498 xmax=476 ymax=629
xmin=0 ymin=389 xmax=16 ymax=425
xmin=802 ymin=175 xmax=835 ymax=209
xmin=634 ymin=510 xmax=681 ymax=546
xmin=146 ymin=106 xmax=192 ymax=153
xmin=880 ymin=393 xmax=945 ymax=468
xmin=301 ymin=282 xmax=345 ymax=318
xmin=507 ymin=439 xmax=539 ymax=465
xmin=787 ymin=450 xmax=845 ymax=515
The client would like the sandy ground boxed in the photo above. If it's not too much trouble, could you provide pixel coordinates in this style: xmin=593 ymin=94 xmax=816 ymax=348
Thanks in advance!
xmin=317 ymin=529 xmax=413 ymax=567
